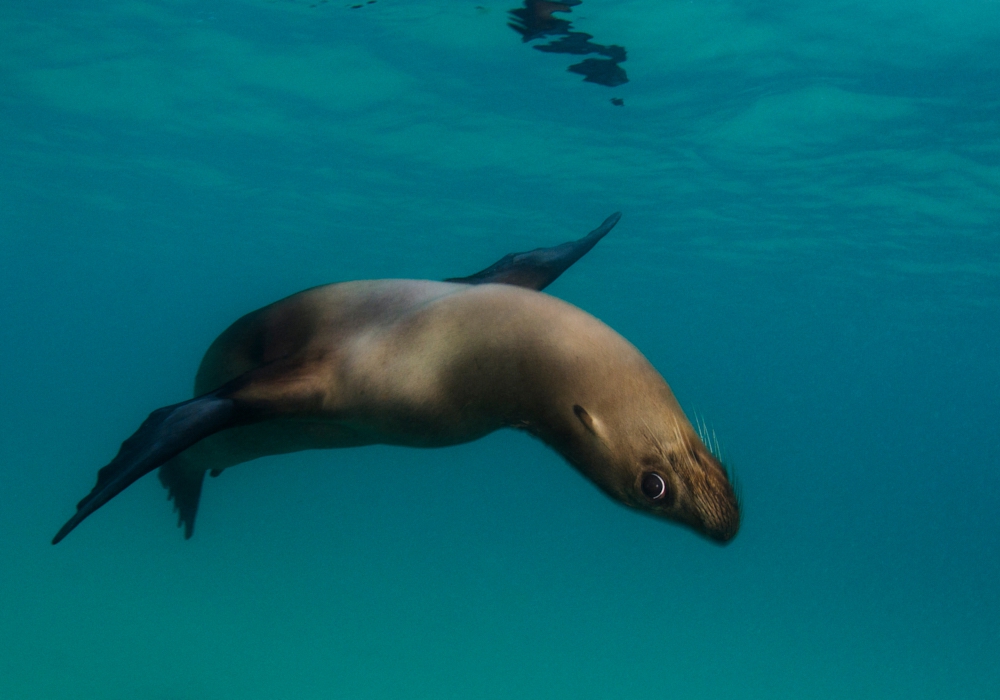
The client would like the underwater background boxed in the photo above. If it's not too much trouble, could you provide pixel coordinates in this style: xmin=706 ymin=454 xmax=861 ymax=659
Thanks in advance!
xmin=2 ymin=1 xmax=998 ymax=698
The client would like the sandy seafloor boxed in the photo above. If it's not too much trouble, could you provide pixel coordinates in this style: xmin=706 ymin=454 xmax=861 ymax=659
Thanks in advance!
xmin=1 ymin=1 xmax=998 ymax=698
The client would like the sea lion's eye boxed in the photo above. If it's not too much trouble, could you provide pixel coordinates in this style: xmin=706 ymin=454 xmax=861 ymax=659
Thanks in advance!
xmin=640 ymin=472 xmax=668 ymax=501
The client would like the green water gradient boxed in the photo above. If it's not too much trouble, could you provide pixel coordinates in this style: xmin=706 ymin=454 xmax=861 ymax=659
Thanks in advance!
xmin=1 ymin=1 xmax=998 ymax=698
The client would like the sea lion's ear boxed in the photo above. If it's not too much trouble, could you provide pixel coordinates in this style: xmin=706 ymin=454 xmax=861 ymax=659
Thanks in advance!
xmin=574 ymin=404 xmax=598 ymax=436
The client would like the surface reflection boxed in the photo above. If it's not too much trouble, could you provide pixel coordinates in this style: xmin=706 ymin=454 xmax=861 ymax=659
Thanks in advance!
xmin=508 ymin=0 xmax=628 ymax=87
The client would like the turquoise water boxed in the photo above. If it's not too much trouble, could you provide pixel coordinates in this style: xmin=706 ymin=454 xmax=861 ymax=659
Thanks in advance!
xmin=2 ymin=1 xmax=998 ymax=697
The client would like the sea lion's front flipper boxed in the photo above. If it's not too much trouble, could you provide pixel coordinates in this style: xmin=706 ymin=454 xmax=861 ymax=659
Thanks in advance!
xmin=445 ymin=211 xmax=620 ymax=291
xmin=52 ymin=394 xmax=236 ymax=544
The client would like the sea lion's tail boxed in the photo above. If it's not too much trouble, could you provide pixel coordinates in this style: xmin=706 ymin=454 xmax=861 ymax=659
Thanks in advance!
xmin=52 ymin=394 xmax=235 ymax=544
xmin=445 ymin=211 xmax=620 ymax=291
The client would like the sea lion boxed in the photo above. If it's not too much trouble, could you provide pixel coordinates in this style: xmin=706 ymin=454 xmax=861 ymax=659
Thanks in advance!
xmin=53 ymin=213 xmax=740 ymax=545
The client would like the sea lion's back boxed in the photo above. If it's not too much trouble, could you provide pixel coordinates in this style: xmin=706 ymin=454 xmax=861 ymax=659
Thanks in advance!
xmin=193 ymin=280 xmax=463 ymax=396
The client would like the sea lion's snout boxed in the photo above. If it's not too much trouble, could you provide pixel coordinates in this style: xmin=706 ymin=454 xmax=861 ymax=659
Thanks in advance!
xmin=696 ymin=489 xmax=741 ymax=545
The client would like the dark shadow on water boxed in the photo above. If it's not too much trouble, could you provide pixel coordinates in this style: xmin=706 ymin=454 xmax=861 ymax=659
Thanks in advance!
xmin=507 ymin=0 xmax=629 ymax=88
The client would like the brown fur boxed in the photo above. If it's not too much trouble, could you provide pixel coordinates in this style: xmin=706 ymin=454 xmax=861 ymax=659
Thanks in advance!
xmin=168 ymin=280 xmax=740 ymax=543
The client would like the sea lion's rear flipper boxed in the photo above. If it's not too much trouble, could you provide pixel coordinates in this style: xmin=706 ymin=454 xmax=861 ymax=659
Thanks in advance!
xmin=52 ymin=394 xmax=236 ymax=544
xmin=445 ymin=211 xmax=620 ymax=291
xmin=158 ymin=460 xmax=206 ymax=540
xmin=53 ymin=362 xmax=324 ymax=544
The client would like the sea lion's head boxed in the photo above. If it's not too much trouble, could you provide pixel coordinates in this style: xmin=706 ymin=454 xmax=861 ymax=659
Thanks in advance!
xmin=628 ymin=438 xmax=740 ymax=544
xmin=570 ymin=404 xmax=741 ymax=544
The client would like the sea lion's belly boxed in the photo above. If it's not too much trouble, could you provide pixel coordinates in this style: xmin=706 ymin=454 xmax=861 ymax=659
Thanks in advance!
xmin=176 ymin=397 xmax=497 ymax=476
